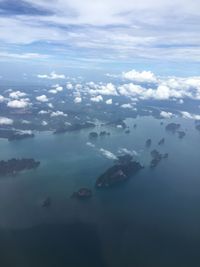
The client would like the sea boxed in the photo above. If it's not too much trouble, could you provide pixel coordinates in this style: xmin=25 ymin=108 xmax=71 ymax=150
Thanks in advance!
xmin=0 ymin=116 xmax=200 ymax=267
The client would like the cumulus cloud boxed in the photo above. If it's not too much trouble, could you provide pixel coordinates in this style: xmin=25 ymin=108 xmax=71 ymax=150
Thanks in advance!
xmin=0 ymin=117 xmax=13 ymax=125
xmin=106 ymin=99 xmax=113 ymax=105
xmin=7 ymin=98 xmax=30 ymax=108
xmin=91 ymin=95 xmax=103 ymax=102
xmin=88 ymin=83 xmax=118 ymax=96
xmin=118 ymin=148 xmax=138 ymax=157
xmin=74 ymin=96 xmax=82 ymax=103
xmin=38 ymin=71 xmax=65 ymax=80
xmin=160 ymin=111 xmax=173 ymax=119
xmin=122 ymin=70 xmax=157 ymax=84
xmin=50 ymin=111 xmax=68 ymax=117
xmin=0 ymin=95 xmax=5 ymax=102
xmin=9 ymin=90 xmax=26 ymax=99
xmin=36 ymin=95 xmax=49 ymax=102
xmin=66 ymin=83 xmax=73 ymax=90
xmin=181 ymin=111 xmax=200 ymax=120
xmin=121 ymin=103 xmax=133 ymax=109
xmin=99 ymin=148 xmax=117 ymax=160
xmin=86 ymin=142 xmax=95 ymax=148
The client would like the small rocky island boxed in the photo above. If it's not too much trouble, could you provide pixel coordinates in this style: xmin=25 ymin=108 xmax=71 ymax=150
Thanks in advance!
xmin=71 ymin=188 xmax=92 ymax=199
xmin=89 ymin=132 xmax=98 ymax=138
xmin=177 ymin=131 xmax=186 ymax=139
xmin=0 ymin=158 xmax=40 ymax=176
xmin=95 ymin=155 xmax=143 ymax=188
xmin=150 ymin=150 xmax=168 ymax=168
xmin=158 ymin=138 xmax=165 ymax=145
xmin=8 ymin=132 xmax=35 ymax=141
xmin=165 ymin=123 xmax=181 ymax=133
xmin=99 ymin=131 xmax=110 ymax=137
xmin=146 ymin=139 xmax=152 ymax=147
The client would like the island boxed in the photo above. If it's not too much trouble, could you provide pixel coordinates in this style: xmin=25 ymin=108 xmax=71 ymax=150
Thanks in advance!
xmin=42 ymin=197 xmax=51 ymax=208
xmin=95 ymin=155 xmax=143 ymax=188
xmin=145 ymin=138 xmax=152 ymax=147
xmin=99 ymin=131 xmax=110 ymax=136
xmin=0 ymin=158 xmax=40 ymax=176
xmin=177 ymin=131 xmax=186 ymax=139
xmin=8 ymin=132 xmax=35 ymax=141
xmin=158 ymin=138 xmax=165 ymax=145
xmin=125 ymin=129 xmax=130 ymax=134
xmin=71 ymin=188 xmax=92 ymax=199
xmin=89 ymin=132 xmax=98 ymax=138
xmin=165 ymin=123 xmax=181 ymax=133
xmin=107 ymin=119 xmax=127 ymax=129
xmin=150 ymin=149 xmax=168 ymax=168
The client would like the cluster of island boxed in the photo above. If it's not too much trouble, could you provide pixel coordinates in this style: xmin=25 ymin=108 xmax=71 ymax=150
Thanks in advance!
xmin=0 ymin=119 xmax=193 ymax=207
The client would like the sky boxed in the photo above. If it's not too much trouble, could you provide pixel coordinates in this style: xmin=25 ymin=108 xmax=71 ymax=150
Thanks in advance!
xmin=0 ymin=0 xmax=200 ymax=80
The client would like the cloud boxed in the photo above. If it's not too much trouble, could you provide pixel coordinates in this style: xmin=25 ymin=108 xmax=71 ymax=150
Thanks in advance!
xmin=122 ymin=70 xmax=157 ymax=84
xmin=36 ymin=95 xmax=49 ymax=102
xmin=118 ymin=148 xmax=138 ymax=157
xmin=90 ymin=95 xmax=103 ymax=102
xmin=0 ymin=52 xmax=49 ymax=60
xmin=66 ymin=83 xmax=73 ymax=90
xmin=86 ymin=142 xmax=95 ymax=148
xmin=0 ymin=95 xmax=5 ymax=102
xmin=37 ymin=71 xmax=65 ymax=80
xmin=88 ymin=83 xmax=118 ymax=96
xmin=50 ymin=111 xmax=68 ymax=117
xmin=38 ymin=110 xmax=50 ymax=114
xmin=160 ymin=111 xmax=173 ymax=119
xmin=7 ymin=98 xmax=30 ymax=108
xmin=99 ymin=148 xmax=117 ymax=160
xmin=9 ymin=90 xmax=26 ymax=99
xmin=106 ymin=98 xmax=112 ymax=105
xmin=0 ymin=116 xmax=13 ymax=125
xmin=181 ymin=111 xmax=200 ymax=120
xmin=121 ymin=103 xmax=133 ymax=109
xmin=74 ymin=96 xmax=82 ymax=103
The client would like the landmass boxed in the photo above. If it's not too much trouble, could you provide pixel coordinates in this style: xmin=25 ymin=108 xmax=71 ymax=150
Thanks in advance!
xmin=146 ymin=138 xmax=152 ymax=147
xmin=0 ymin=158 xmax=40 ymax=176
xmin=158 ymin=138 xmax=165 ymax=145
xmin=150 ymin=150 xmax=168 ymax=168
xmin=96 ymin=155 xmax=143 ymax=188
xmin=71 ymin=188 xmax=92 ymax=199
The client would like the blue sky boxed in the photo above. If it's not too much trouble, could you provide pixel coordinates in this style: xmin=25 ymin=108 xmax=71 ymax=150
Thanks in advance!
xmin=0 ymin=0 xmax=200 ymax=80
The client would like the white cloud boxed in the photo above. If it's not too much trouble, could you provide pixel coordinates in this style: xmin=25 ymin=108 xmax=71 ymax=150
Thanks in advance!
xmin=38 ymin=110 xmax=50 ymax=115
xmin=50 ymin=111 xmax=68 ymax=117
xmin=181 ymin=111 xmax=200 ymax=120
xmin=9 ymin=90 xmax=26 ymax=99
xmin=7 ymin=99 xmax=30 ymax=108
xmin=106 ymin=98 xmax=113 ymax=105
xmin=41 ymin=120 xmax=48 ymax=126
xmin=160 ymin=111 xmax=173 ymax=119
xmin=66 ymin=83 xmax=73 ymax=90
xmin=89 ymin=83 xmax=118 ymax=96
xmin=122 ymin=70 xmax=157 ymax=83
xmin=0 ymin=117 xmax=13 ymax=125
xmin=0 ymin=95 xmax=5 ymax=102
xmin=36 ymin=95 xmax=49 ymax=102
xmin=86 ymin=142 xmax=95 ymax=148
xmin=74 ymin=96 xmax=82 ymax=103
xmin=99 ymin=148 xmax=117 ymax=160
xmin=121 ymin=103 xmax=132 ymax=109
xmin=91 ymin=95 xmax=103 ymax=102
xmin=118 ymin=148 xmax=138 ymax=156
xmin=37 ymin=71 xmax=65 ymax=80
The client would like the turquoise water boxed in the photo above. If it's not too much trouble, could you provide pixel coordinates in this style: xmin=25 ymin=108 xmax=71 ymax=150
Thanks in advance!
xmin=0 ymin=116 xmax=200 ymax=266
